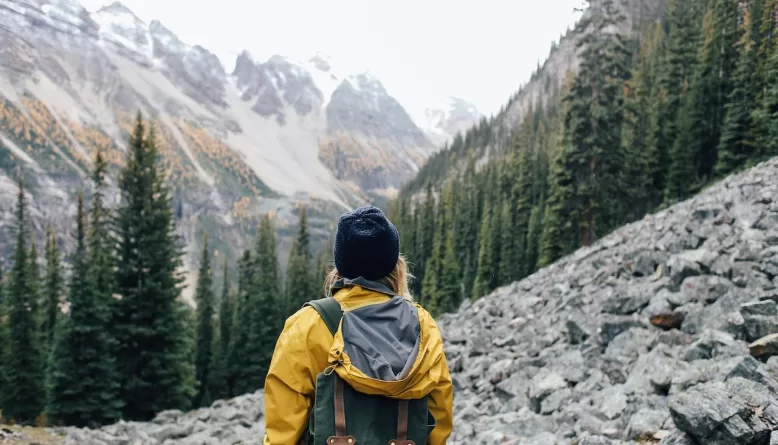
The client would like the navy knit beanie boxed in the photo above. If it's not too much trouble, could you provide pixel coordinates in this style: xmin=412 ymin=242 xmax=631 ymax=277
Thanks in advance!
xmin=333 ymin=206 xmax=400 ymax=281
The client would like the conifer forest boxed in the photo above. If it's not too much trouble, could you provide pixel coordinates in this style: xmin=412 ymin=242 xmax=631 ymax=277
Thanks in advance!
xmin=1 ymin=0 xmax=778 ymax=429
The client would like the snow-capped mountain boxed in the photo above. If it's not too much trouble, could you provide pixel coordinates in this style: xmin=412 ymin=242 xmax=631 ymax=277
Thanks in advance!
xmin=415 ymin=96 xmax=484 ymax=147
xmin=0 ymin=0 xmax=453 ymax=295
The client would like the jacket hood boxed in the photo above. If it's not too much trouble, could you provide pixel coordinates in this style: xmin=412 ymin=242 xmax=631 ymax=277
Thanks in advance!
xmin=328 ymin=278 xmax=448 ymax=399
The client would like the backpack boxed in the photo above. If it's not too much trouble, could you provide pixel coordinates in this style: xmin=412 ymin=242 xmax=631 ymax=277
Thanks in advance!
xmin=300 ymin=295 xmax=437 ymax=445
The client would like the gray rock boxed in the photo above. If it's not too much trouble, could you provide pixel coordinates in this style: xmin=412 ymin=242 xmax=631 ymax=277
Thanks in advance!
xmin=625 ymin=408 xmax=668 ymax=440
xmin=659 ymin=431 xmax=696 ymax=445
xmin=600 ymin=315 xmax=644 ymax=346
xmin=741 ymin=300 xmax=778 ymax=341
xmin=528 ymin=372 xmax=567 ymax=414
xmin=669 ymin=379 xmax=772 ymax=445
xmin=681 ymin=329 xmax=749 ymax=361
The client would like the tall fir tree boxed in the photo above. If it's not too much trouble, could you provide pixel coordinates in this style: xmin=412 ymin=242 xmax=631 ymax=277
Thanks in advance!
xmin=113 ymin=113 xmax=194 ymax=420
xmin=42 ymin=226 xmax=63 ymax=357
xmin=716 ymin=0 xmax=762 ymax=176
xmin=227 ymin=249 xmax=253 ymax=397
xmin=193 ymin=234 xmax=216 ymax=408
xmin=622 ymin=22 xmax=666 ymax=216
xmin=285 ymin=207 xmax=314 ymax=316
xmin=47 ymin=193 xmax=123 ymax=427
xmin=564 ymin=0 xmax=630 ymax=244
xmin=471 ymin=203 xmax=494 ymax=299
xmin=2 ymin=177 xmax=45 ymax=424
xmin=211 ymin=257 xmax=233 ymax=400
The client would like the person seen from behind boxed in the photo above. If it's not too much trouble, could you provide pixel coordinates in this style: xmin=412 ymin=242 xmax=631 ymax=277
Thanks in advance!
xmin=263 ymin=205 xmax=454 ymax=445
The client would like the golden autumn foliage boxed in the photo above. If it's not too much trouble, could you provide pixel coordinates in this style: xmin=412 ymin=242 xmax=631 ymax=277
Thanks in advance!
xmin=19 ymin=94 xmax=90 ymax=170
xmin=176 ymin=121 xmax=267 ymax=196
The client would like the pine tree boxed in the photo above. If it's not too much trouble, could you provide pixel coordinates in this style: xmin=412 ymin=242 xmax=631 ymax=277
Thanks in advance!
xmin=471 ymin=203 xmax=493 ymax=299
xmin=436 ymin=224 xmax=461 ymax=314
xmin=285 ymin=207 xmax=314 ymax=316
xmin=755 ymin=48 xmax=778 ymax=160
xmin=622 ymin=22 xmax=666 ymax=217
xmin=42 ymin=227 xmax=62 ymax=358
xmin=193 ymin=234 xmax=216 ymax=408
xmin=47 ymin=193 xmax=123 ymax=427
xmin=227 ymin=249 xmax=253 ymax=397
xmin=525 ymin=202 xmax=544 ymax=274
xmin=114 ymin=113 xmax=194 ymax=420
xmin=231 ymin=216 xmax=282 ymax=396
xmin=716 ymin=1 xmax=761 ymax=176
xmin=652 ymin=0 xmax=705 ymax=198
xmin=539 ymin=145 xmax=576 ymax=267
xmin=493 ymin=199 xmax=511 ymax=287
xmin=416 ymin=184 xmax=436 ymax=302
xmin=28 ymin=241 xmax=42 ymax=334
xmin=512 ymin=125 xmax=535 ymax=278
xmin=567 ymin=0 xmax=630 ymax=244
xmin=457 ymin=157 xmax=479 ymax=299
xmin=2 ymin=177 xmax=45 ymax=424
xmin=210 ymin=257 xmax=232 ymax=400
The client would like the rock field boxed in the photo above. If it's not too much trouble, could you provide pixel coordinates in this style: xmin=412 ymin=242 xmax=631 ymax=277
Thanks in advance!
xmin=49 ymin=157 xmax=778 ymax=444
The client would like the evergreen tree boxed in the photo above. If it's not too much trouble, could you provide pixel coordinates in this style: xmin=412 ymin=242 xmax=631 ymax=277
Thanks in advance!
xmin=497 ymin=200 xmax=515 ymax=285
xmin=525 ymin=202 xmax=544 ymax=274
xmin=193 ymin=234 xmax=216 ymax=408
xmin=227 ymin=249 xmax=253 ymax=397
xmin=539 ymin=145 xmax=576 ymax=267
xmin=651 ymin=0 xmax=705 ymax=200
xmin=42 ymin=227 xmax=63 ymax=358
xmin=47 ymin=194 xmax=123 ymax=427
xmin=436 ymin=224 xmax=461 ymax=314
xmin=566 ymin=0 xmax=630 ymax=244
xmin=285 ymin=207 xmax=314 ymax=316
xmin=754 ymin=48 xmax=778 ymax=160
xmin=472 ymin=203 xmax=493 ymax=299
xmin=622 ymin=22 xmax=666 ymax=216
xmin=28 ymin=241 xmax=42 ymax=334
xmin=716 ymin=1 xmax=762 ymax=176
xmin=457 ymin=157 xmax=479 ymax=299
xmin=513 ymin=126 xmax=535 ymax=278
xmin=2 ymin=177 xmax=45 ymax=424
xmin=113 ymin=113 xmax=194 ymax=420
xmin=231 ymin=216 xmax=282 ymax=396
xmin=211 ymin=257 xmax=232 ymax=400
xmin=416 ymin=183 xmax=436 ymax=301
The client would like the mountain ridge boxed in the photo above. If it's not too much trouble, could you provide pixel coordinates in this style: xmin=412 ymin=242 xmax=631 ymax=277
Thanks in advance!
xmin=0 ymin=0 xmax=481 ymax=287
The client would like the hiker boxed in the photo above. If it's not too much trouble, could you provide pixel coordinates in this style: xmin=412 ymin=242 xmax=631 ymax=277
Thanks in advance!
xmin=263 ymin=205 xmax=454 ymax=445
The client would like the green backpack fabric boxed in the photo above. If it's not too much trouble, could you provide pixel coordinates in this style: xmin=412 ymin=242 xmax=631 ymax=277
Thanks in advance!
xmin=301 ymin=296 xmax=437 ymax=445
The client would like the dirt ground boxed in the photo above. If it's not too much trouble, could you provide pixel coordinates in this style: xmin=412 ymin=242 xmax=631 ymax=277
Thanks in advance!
xmin=0 ymin=426 xmax=63 ymax=445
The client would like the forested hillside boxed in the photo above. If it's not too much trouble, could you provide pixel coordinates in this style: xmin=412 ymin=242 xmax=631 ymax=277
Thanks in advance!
xmin=0 ymin=114 xmax=323 ymax=426
xmin=390 ymin=0 xmax=778 ymax=313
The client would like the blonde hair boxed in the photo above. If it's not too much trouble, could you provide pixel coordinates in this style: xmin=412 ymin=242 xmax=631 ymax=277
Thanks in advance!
xmin=323 ymin=255 xmax=414 ymax=301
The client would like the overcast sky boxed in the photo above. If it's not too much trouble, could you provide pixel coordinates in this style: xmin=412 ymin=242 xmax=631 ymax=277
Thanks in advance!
xmin=80 ymin=0 xmax=583 ymax=117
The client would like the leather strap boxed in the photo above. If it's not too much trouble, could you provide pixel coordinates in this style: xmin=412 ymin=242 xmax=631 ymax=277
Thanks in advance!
xmin=397 ymin=400 xmax=409 ymax=440
xmin=334 ymin=376 xmax=346 ymax=436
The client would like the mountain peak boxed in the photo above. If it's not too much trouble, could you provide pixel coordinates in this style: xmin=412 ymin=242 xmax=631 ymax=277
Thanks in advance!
xmin=96 ymin=1 xmax=142 ymax=21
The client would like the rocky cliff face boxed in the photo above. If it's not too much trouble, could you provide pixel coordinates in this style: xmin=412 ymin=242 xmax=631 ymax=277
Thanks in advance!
xmin=0 ymin=0 xmax=450 ymax=281
xmin=500 ymin=0 xmax=668 ymax=132
xmin=46 ymin=155 xmax=778 ymax=444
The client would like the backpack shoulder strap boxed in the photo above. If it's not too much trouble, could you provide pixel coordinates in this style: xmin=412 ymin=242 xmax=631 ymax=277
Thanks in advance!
xmin=304 ymin=297 xmax=344 ymax=336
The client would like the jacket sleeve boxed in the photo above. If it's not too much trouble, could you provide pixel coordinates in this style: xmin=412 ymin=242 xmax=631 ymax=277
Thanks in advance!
xmin=263 ymin=309 xmax=319 ymax=445
xmin=426 ymin=324 xmax=454 ymax=445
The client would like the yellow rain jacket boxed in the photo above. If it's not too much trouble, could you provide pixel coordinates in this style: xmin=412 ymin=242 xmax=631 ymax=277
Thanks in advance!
xmin=263 ymin=282 xmax=454 ymax=445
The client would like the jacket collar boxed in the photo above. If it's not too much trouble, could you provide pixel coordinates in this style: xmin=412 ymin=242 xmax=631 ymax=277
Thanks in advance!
xmin=329 ymin=276 xmax=396 ymax=297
